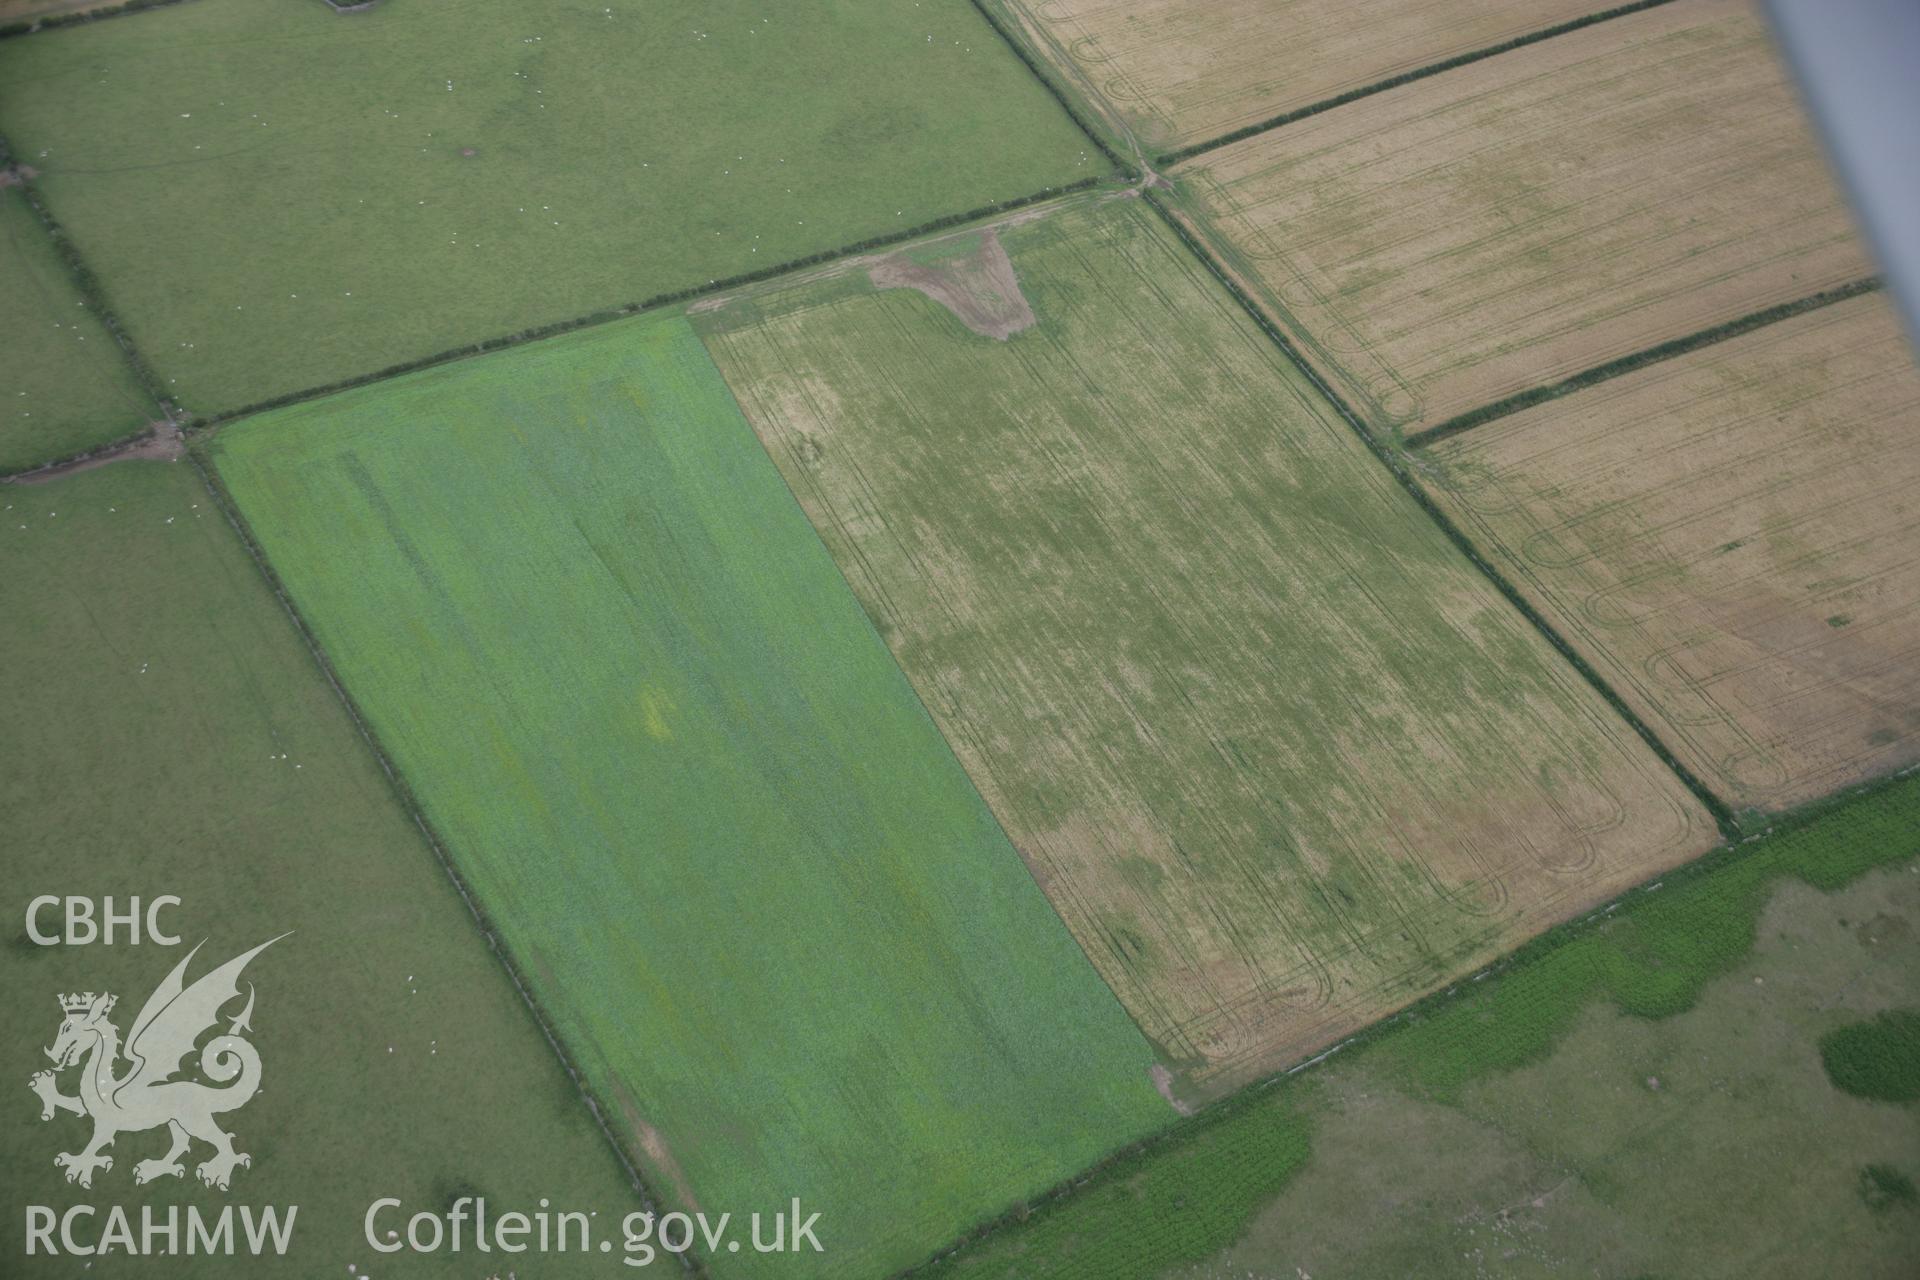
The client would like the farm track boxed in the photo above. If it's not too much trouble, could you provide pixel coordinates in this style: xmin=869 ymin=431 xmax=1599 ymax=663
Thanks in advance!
xmin=1154 ymin=0 xmax=1683 ymax=166
xmin=1404 ymin=277 xmax=1887 ymax=447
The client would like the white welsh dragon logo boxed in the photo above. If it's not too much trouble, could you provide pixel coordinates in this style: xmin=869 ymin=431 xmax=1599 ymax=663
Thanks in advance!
xmin=28 ymin=936 xmax=286 ymax=1191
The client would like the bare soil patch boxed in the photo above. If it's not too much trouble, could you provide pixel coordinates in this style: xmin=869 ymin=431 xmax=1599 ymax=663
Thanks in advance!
xmin=868 ymin=229 xmax=1035 ymax=340
xmin=6 ymin=420 xmax=182 ymax=484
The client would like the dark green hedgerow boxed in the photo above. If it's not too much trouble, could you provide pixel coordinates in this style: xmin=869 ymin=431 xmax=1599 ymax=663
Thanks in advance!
xmin=186 ymin=176 xmax=1104 ymax=433
xmin=1404 ymin=278 xmax=1886 ymax=449
xmin=1156 ymin=0 xmax=1683 ymax=166
xmin=0 ymin=0 xmax=192 ymax=41
xmin=912 ymin=770 xmax=1920 ymax=1280
xmin=1821 ymin=1011 xmax=1920 ymax=1104
xmin=1139 ymin=188 xmax=1737 ymax=840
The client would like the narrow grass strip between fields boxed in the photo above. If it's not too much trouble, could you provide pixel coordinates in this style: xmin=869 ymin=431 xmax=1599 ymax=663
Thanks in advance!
xmin=1139 ymin=188 xmax=1741 ymax=839
xmin=178 ymin=176 xmax=1108 ymax=434
xmin=1403 ymin=277 xmax=1887 ymax=448
xmin=0 ymin=0 xmax=194 ymax=41
xmin=964 ymin=0 xmax=1133 ymax=175
xmin=904 ymin=763 xmax=1920 ymax=1279
xmin=1156 ymin=0 xmax=1683 ymax=167
xmin=186 ymin=446 xmax=700 ymax=1277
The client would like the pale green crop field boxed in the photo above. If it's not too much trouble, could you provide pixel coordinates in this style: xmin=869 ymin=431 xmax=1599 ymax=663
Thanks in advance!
xmin=0 ymin=0 xmax=1101 ymax=415
xmin=209 ymin=314 xmax=1170 ymax=1279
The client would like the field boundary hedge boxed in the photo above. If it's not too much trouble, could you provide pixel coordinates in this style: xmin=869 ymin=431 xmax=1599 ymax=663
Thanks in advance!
xmin=1156 ymin=0 xmax=1683 ymax=167
xmin=0 ymin=0 xmax=193 ymax=41
xmin=967 ymin=0 xmax=1132 ymax=175
xmin=1139 ymin=188 xmax=1739 ymax=838
xmin=0 ymin=425 xmax=154 ymax=482
xmin=183 ymin=176 xmax=1107 ymax=433
xmin=187 ymin=448 xmax=702 ymax=1276
xmin=1 ymin=142 xmax=177 ymax=432
xmin=902 ymin=761 xmax=1920 ymax=1278
xmin=1403 ymin=277 xmax=1887 ymax=448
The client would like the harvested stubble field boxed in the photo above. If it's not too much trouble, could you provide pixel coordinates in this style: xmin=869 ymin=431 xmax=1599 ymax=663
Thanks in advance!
xmin=0 ymin=461 xmax=639 ymax=1274
xmin=209 ymin=316 xmax=1169 ymax=1280
xmin=0 ymin=0 xmax=1099 ymax=416
xmin=1424 ymin=294 xmax=1920 ymax=817
xmin=1165 ymin=0 xmax=1872 ymax=436
xmin=932 ymin=772 xmax=1920 ymax=1280
xmin=699 ymin=197 xmax=1715 ymax=1098
xmin=0 ymin=183 xmax=154 ymax=470
xmin=992 ymin=0 xmax=1598 ymax=153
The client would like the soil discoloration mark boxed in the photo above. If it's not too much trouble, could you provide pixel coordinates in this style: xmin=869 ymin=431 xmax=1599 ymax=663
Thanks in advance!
xmin=6 ymin=420 xmax=183 ymax=485
xmin=1151 ymin=1062 xmax=1195 ymax=1115
xmin=868 ymin=228 xmax=1035 ymax=340
xmin=611 ymin=1082 xmax=702 ymax=1214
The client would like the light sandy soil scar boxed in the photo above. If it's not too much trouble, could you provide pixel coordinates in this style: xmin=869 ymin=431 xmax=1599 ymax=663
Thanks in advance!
xmin=6 ymin=421 xmax=184 ymax=486
xmin=868 ymin=229 xmax=1035 ymax=340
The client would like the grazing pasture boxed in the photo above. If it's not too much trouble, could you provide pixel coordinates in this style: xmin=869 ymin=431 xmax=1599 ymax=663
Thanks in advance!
xmin=0 ymin=184 xmax=153 ymax=470
xmin=1425 ymin=295 xmax=1920 ymax=816
xmin=699 ymin=198 xmax=1714 ymax=1097
xmin=1167 ymin=0 xmax=1872 ymax=435
xmin=992 ymin=0 xmax=1597 ymax=153
xmin=0 ymin=461 xmax=638 ymax=1275
xmin=931 ymin=772 xmax=1920 ymax=1280
xmin=209 ymin=315 xmax=1169 ymax=1279
xmin=0 ymin=0 xmax=1099 ymax=414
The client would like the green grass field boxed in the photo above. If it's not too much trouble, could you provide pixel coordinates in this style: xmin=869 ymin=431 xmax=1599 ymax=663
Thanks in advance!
xmin=931 ymin=771 xmax=1920 ymax=1279
xmin=700 ymin=196 xmax=1713 ymax=1095
xmin=0 ymin=184 xmax=153 ymax=471
xmin=0 ymin=0 xmax=1100 ymax=415
xmin=208 ymin=315 xmax=1170 ymax=1279
xmin=0 ymin=460 xmax=639 ymax=1274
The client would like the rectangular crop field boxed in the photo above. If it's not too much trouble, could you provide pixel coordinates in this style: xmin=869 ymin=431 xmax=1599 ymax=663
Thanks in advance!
xmin=1166 ymin=0 xmax=1873 ymax=436
xmin=0 ymin=184 xmax=154 ymax=471
xmin=0 ymin=0 xmax=1100 ymax=414
xmin=1424 ymin=294 xmax=1920 ymax=816
xmin=209 ymin=316 xmax=1169 ymax=1279
xmin=0 ymin=461 xmax=638 ymax=1275
xmin=698 ymin=197 xmax=1716 ymax=1095
xmin=993 ymin=0 xmax=1597 ymax=153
